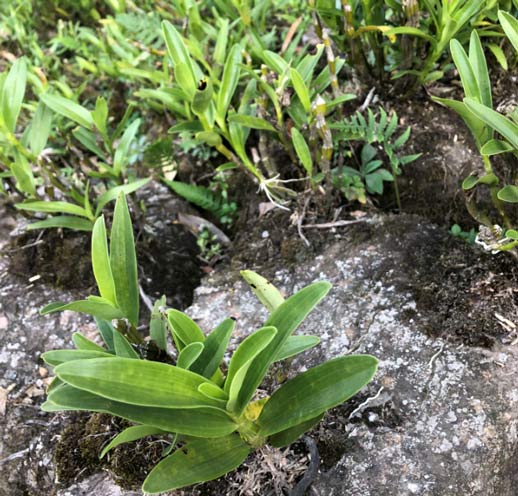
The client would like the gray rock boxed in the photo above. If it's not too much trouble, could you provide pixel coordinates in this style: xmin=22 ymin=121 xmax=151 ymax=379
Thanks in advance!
xmin=187 ymin=214 xmax=518 ymax=496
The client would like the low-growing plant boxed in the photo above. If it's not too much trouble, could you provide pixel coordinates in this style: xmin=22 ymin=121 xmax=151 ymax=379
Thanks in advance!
xmin=434 ymin=13 xmax=518 ymax=252
xmin=40 ymin=193 xmax=378 ymax=493
xmin=331 ymin=108 xmax=421 ymax=208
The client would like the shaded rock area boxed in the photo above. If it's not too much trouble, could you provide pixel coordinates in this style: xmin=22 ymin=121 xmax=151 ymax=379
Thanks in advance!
xmin=2 ymin=206 xmax=518 ymax=495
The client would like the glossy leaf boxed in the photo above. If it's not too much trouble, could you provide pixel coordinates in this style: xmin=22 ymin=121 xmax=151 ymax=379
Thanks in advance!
xmin=91 ymin=216 xmax=117 ymax=305
xmin=168 ymin=309 xmax=205 ymax=350
xmin=274 ymin=335 xmax=320 ymax=362
xmin=41 ymin=93 xmax=93 ymax=129
xmin=40 ymin=297 xmax=124 ymax=320
xmin=54 ymin=357 xmax=222 ymax=409
xmin=142 ymin=435 xmax=250 ymax=493
xmin=94 ymin=178 xmax=151 ymax=216
xmin=269 ymin=413 xmax=324 ymax=448
xmin=240 ymin=270 xmax=284 ymax=312
xmin=190 ymin=318 xmax=234 ymax=379
xmin=110 ymin=193 xmax=139 ymax=326
xmin=464 ymin=98 xmax=518 ymax=149
xmin=1 ymin=58 xmax=27 ymax=132
xmin=42 ymin=349 xmax=113 ymax=366
xmin=16 ymin=201 xmax=91 ymax=218
xmin=47 ymin=384 xmax=236 ymax=437
xmin=498 ymin=185 xmax=518 ymax=203
xmin=291 ymin=128 xmax=313 ymax=176
xmin=258 ymin=355 xmax=378 ymax=436
xmin=234 ymin=282 xmax=332 ymax=415
xmin=72 ymin=332 xmax=107 ymax=353
xmin=25 ymin=216 xmax=94 ymax=231
xmin=177 ymin=342 xmax=204 ymax=369
xmin=113 ymin=331 xmax=139 ymax=359
xmin=100 ymin=425 xmax=166 ymax=459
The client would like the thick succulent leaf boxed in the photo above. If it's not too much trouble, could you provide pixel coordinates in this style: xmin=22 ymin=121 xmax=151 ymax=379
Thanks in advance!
xmin=464 ymin=98 xmax=518 ymax=149
xmin=177 ymin=342 xmax=204 ymax=369
xmin=40 ymin=93 xmax=93 ymax=129
xmin=168 ymin=309 xmax=205 ymax=350
xmin=91 ymin=216 xmax=117 ymax=305
xmin=47 ymin=384 xmax=236 ymax=437
xmin=240 ymin=270 xmax=285 ymax=312
xmin=468 ymin=31 xmax=492 ymax=109
xmin=258 ymin=355 xmax=378 ymax=436
xmin=269 ymin=413 xmax=324 ymax=448
xmin=110 ymin=193 xmax=139 ymax=326
xmin=54 ymin=357 xmax=222 ymax=409
xmin=274 ymin=335 xmax=320 ymax=362
xmin=234 ymin=282 xmax=331 ymax=415
xmin=72 ymin=332 xmax=107 ymax=353
xmin=1 ymin=58 xmax=27 ymax=132
xmin=25 ymin=216 xmax=94 ymax=232
xmin=95 ymin=318 xmax=115 ymax=351
xmin=42 ymin=349 xmax=113 ymax=366
xmin=40 ymin=298 xmax=124 ymax=321
xmin=142 ymin=435 xmax=251 ymax=493
xmin=94 ymin=178 xmax=151 ymax=217
xmin=113 ymin=331 xmax=139 ymax=359
xmin=190 ymin=318 xmax=235 ymax=379
xmin=224 ymin=326 xmax=277 ymax=397
xmin=499 ymin=10 xmax=518 ymax=55
xmin=100 ymin=425 xmax=166 ymax=459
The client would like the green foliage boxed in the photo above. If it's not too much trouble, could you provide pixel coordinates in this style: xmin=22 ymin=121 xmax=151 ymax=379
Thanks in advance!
xmin=450 ymin=224 xmax=478 ymax=244
xmin=436 ymin=16 xmax=518 ymax=250
xmin=41 ymin=195 xmax=378 ymax=493
xmin=332 ymin=108 xmax=421 ymax=207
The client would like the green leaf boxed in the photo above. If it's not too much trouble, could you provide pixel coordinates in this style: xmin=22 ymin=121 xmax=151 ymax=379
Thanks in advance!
xmin=480 ymin=139 xmax=513 ymax=156
xmin=291 ymin=128 xmax=313 ymax=176
xmin=167 ymin=309 xmax=205 ymax=350
xmin=11 ymin=152 xmax=35 ymax=196
xmin=240 ymin=270 xmax=285 ymax=312
xmin=464 ymin=98 xmax=518 ymax=149
xmin=40 ymin=93 xmax=93 ymax=129
xmin=142 ymin=435 xmax=251 ymax=493
xmin=258 ymin=355 xmax=378 ymax=436
xmin=225 ymin=326 xmax=277 ymax=402
xmin=54 ymin=357 xmax=223 ymax=409
xmin=269 ymin=413 xmax=324 ymax=448
xmin=498 ymin=185 xmax=518 ymax=203
xmin=91 ymin=216 xmax=117 ymax=305
xmin=192 ymin=79 xmax=214 ymax=115
xmin=261 ymin=50 xmax=288 ymax=74
xmin=100 ymin=425 xmax=166 ymax=459
xmin=450 ymin=39 xmax=480 ymax=101
xmin=113 ymin=119 xmax=140 ymax=174
xmin=47 ymin=384 xmax=236 ymax=437
xmin=487 ymin=43 xmax=508 ymax=71
xmin=15 ymin=201 xmax=91 ymax=219
xmin=94 ymin=178 xmax=151 ymax=216
xmin=177 ymin=342 xmax=204 ymax=369
xmin=27 ymin=102 xmax=53 ymax=156
xmin=468 ymin=30 xmax=492 ymax=109
xmin=92 ymin=96 xmax=109 ymax=137
xmin=113 ymin=331 xmax=140 ymax=359
xmin=110 ymin=193 xmax=139 ymax=326
xmin=289 ymin=67 xmax=311 ymax=113
xmin=40 ymin=298 xmax=124 ymax=321
xmin=25 ymin=216 xmax=94 ymax=232
xmin=190 ymin=318 xmax=235 ymax=379
xmin=217 ymin=44 xmax=242 ymax=119
xmin=150 ymin=296 xmax=167 ymax=351
xmin=1 ymin=58 xmax=27 ymax=132
xmin=234 ymin=281 xmax=332 ymax=415
xmin=227 ymin=114 xmax=275 ymax=132
xmin=499 ymin=10 xmax=518 ymax=55
xmin=42 ymin=349 xmax=113 ymax=366
xmin=72 ymin=332 xmax=107 ymax=353
xmin=95 ymin=318 xmax=115 ymax=352
xmin=274 ymin=335 xmax=320 ymax=362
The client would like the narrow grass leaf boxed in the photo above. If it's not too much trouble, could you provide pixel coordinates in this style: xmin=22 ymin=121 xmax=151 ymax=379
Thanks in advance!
xmin=91 ymin=216 xmax=117 ymax=305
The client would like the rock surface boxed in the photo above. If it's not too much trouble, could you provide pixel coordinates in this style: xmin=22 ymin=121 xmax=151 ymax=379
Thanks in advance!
xmin=2 ymin=208 xmax=518 ymax=496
